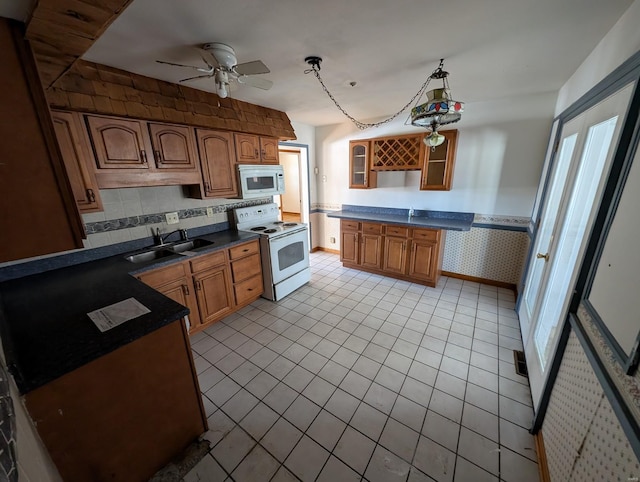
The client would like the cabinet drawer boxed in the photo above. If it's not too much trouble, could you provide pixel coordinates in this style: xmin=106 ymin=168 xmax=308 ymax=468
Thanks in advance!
xmin=190 ymin=250 xmax=226 ymax=273
xmin=229 ymin=240 xmax=260 ymax=260
xmin=234 ymin=275 xmax=264 ymax=306
xmin=362 ymin=222 xmax=383 ymax=235
xmin=137 ymin=261 xmax=188 ymax=289
xmin=385 ymin=225 xmax=409 ymax=237
xmin=341 ymin=219 xmax=360 ymax=232
xmin=411 ymin=228 xmax=439 ymax=242
xmin=231 ymin=253 xmax=262 ymax=283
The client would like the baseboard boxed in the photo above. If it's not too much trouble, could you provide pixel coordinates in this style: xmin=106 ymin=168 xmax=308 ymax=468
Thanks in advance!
xmin=312 ymin=247 xmax=340 ymax=255
xmin=534 ymin=432 xmax=551 ymax=482
xmin=441 ymin=271 xmax=517 ymax=294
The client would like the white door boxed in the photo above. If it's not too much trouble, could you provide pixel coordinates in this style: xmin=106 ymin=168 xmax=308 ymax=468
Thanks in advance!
xmin=280 ymin=151 xmax=301 ymax=215
xmin=519 ymin=82 xmax=634 ymax=409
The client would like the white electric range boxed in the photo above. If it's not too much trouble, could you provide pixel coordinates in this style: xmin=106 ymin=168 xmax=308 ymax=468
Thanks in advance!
xmin=234 ymin=203 xmax=310 ymax=301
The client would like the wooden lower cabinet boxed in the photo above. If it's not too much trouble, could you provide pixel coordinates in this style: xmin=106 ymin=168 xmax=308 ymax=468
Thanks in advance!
xmin=339 ymin=221 xmax=445 ymax=287
xmin=383 ymin=235 xmax=407 ymax=274
xmin=24 ymin=320 xmax=207 ymax=482
xmin=194 ymin=265 xmax=234 ymax=324
xmin=137 ymin=240 xmax=263 ymax=334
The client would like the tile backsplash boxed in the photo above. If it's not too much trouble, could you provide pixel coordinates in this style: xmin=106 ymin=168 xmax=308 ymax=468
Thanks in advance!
xmin=82 ymin=186 xmax=268 ymax=249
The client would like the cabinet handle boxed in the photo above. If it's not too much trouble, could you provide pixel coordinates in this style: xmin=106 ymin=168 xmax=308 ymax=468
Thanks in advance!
xmin=255 ymin=148 xmax=259 ymax=158
xmin=205 ymin=182 xmax=211 ymax=192
xmin=261 ymin=149 xmax=266 ymax=157
xmin=247 ymin=288 xmax=253 ymax=292
xmin=86 ymin=188 xmax=95 ymax=203
xmin=154 ymin=150 xmax=162 ymax=163
xmin=402 ymin=243 xmax=406 ymax=251
xmin=182 ymin=284 xmax=190 ymax=296
xmin=140 ymin=150 xmax=148 ymax=164
xmin=536 ymin=252 xmax=549 ymax=262
xmin=243 ymin=248 xmax=249 ymax=252
xmin=195 ymin=280 xmax=202 ymax=291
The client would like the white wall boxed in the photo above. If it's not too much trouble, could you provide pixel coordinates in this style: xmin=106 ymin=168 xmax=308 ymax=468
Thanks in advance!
xmin=315 ymin=92 xmax=556 ymax=217
xmin=555 ymin=1 xmax=640 ymax=115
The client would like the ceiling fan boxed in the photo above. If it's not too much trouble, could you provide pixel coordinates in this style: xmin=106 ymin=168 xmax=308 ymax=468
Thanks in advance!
xmin=156 ymin=43 xmax=272 ymax=99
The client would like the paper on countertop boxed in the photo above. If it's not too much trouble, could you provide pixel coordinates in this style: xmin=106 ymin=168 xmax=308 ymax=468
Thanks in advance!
xmin=87 ymin=297 xmax=150 ymax=332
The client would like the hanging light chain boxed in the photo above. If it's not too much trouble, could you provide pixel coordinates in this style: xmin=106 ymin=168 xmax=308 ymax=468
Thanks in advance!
xmin=305 ymin=60 xmax=446 ymax=130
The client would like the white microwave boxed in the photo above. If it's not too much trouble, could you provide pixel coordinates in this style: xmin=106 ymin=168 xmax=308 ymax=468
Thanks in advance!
xmin=237 ymin=164 xmax=285 ymax=199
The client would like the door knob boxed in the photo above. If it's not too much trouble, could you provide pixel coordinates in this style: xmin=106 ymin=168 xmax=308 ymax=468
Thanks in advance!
xmin=536 ymin=252 xmax=549 ymax=261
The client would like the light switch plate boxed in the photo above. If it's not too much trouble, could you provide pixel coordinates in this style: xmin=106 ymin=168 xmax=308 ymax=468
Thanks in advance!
xmin=165 ymin=212 xmax=179 ymax=224
xmin=206 ymin=207 xmax=214 ymax=217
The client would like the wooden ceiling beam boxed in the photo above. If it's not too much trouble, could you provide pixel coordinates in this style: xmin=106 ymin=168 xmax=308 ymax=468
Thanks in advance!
xmin=25 ymin=0 xmax=134 ymax=89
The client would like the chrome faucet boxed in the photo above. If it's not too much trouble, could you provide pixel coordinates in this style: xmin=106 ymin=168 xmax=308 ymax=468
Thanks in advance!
xmin=153 ymin=228 xmax=188 ymax=246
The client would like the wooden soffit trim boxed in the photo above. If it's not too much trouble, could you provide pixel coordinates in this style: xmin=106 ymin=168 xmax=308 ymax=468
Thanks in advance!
xmin=25 ymin=0 xmax=134 ymax=89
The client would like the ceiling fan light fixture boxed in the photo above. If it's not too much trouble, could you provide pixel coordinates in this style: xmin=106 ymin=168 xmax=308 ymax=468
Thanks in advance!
xmin=424 ymin=130 xmax=446 ymax=147
xmin=215 ymin=70 xmax=230 ymax=98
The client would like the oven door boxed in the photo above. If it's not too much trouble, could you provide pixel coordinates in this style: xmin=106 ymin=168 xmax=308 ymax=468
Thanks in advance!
xmin=268 ymin=229 xmax=309 ymax=284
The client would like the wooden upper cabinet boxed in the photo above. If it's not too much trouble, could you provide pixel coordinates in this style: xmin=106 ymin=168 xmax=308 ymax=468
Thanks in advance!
xmin=259 ymin=137 xmax=280 ymax=164
xmin=234 ymin=133 xmax=279 ymax=164
xmin=234 ymin=133 xmax=260 ymax=163
xmin=349 ymin=140 xmax=377 ymax=189
xmin=190 ymin=129 xmax=238 ymax=199
xmin=86 ymin=116 xmax=151 ymax=169
xmin=148 ymin=123 xmax=198 ymax=171
xmin=51 ymin=111 xmax=103 ymax=213
xmin=420 ymin=130 xmax=458 ymax=191
xmin=371 ymin=133 xmax=425 ymax=171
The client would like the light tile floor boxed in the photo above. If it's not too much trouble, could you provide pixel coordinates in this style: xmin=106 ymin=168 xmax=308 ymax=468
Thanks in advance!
xmin=184 ymin=252 xmax=539 ymax=482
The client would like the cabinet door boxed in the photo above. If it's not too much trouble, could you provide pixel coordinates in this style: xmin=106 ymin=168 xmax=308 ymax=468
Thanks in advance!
xmin=420 ymin=130 xmax=458 ymax=191
xmin=196 ymin=129 xmax=238 ymax=198
xmin=408 ymin=240 xmax=437 ymax=283
xmin=234 ymin=133 xmax=260 ymax=163
xmin=260 ymin=137 xmax=280 ymax=164
xmin=137 ymin=262 xmax=202 ymax=333
xmin=51 ymin=111 xmax=103 ymax=213
xmin=340 ymin=230 xmax=360 ymax=264
xmin=86 ymin=116 xmax=151 ymax=169
xmin=361 ymin=234 xmax=383 ymax=269
xmin=157 ymin=277 xmax=202 ymax=332
xmin=349 ymin=141 xmax=377 ymax=189
xmin=194 ymin=266 xmax=234 ymax=324
xmin=148 ymin=123 xmax=198 ymax=171
xmin=383 ymin=236 xmax=407 ymax=274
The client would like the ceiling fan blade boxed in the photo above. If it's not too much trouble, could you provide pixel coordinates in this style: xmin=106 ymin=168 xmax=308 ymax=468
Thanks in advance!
xmin=156 ymin=60 xmax=202 ymax=70
xmin=237 ymin=74 xmax=273 ymax=90
xmin=197 ymin=48 xmax=219 ymax=70
xmin=179 ymin=73 xmax=214 ymax=82
xmin=234 ymin=60 xmax=270 ymax=75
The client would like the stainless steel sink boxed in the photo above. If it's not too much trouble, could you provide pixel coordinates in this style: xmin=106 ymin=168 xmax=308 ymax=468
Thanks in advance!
xmin=124 ymin=249 xmax=175 ymax=263
xmin=169 ymin=239 xmax=214 ymax=253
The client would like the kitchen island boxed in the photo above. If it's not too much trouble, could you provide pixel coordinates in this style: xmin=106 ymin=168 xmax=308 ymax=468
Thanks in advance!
xmin=0 ymin=228 xmax=259 ymax=481
xmin=328 ymin=205 xmax=474 ymax=287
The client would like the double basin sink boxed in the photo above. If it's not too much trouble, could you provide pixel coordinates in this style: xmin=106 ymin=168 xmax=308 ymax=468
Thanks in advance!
xmin=124 ymin=238 xmax=214 ymax=263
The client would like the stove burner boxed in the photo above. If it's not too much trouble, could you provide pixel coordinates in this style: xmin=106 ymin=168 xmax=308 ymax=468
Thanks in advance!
xmin=251 ymin=226 xmax=267 ymax=231
xmin=264 ymin=229 xmax=277 ymax=234
xmin=284 ymin=223 xmax=298 ymax=227
xmin=273 ymin=221 xmax=284 ymax=224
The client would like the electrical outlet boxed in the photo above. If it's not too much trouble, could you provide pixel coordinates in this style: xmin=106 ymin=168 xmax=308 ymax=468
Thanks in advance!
xmin=206 ymin=207 xmax=214 ymax=217
xmin=330 ymin=236 xmax=336 ymax=244
xmin=165 ymin=212 xmax=179 ymax=225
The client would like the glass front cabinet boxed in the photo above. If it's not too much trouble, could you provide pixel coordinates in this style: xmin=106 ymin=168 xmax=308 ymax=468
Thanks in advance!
xmin=349 ymin=140 xmax=377 ymax=189
xmin=420 ymin=129 xmax=458 ymax=191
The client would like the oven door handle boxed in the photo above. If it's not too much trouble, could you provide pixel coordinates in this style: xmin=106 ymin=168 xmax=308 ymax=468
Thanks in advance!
xmin=267 ymin=228 xmax=307 ymax=242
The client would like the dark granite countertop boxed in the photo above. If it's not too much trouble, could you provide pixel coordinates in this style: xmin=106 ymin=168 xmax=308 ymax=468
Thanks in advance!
xmin=0 ymin=229 xmax=259 ymax=394
xmin=327 ymin=205 xmax=474 ymax=231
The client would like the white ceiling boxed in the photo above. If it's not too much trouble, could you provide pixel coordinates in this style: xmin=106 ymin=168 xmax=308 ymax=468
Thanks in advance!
xmin=4 ymin=0 xmax=635 ymax=126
